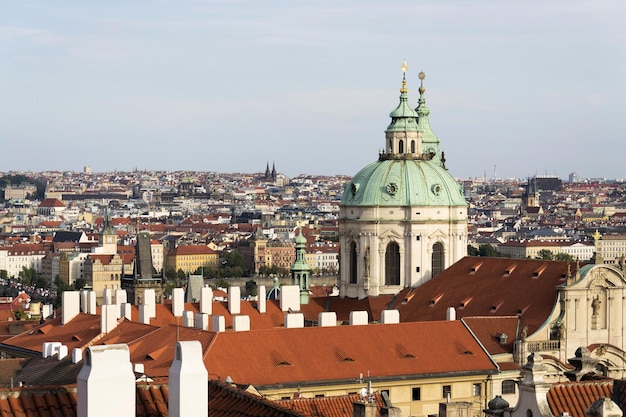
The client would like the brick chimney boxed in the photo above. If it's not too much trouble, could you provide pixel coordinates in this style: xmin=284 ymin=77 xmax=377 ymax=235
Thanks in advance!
xmin=257 ymin=285 xmax=267 ymax=313
xmin=349 ymin=311 xmax=368 ymax=325
xmin=200 ymin=287 xmax=213 ymax=314
xmin=168 ymin=341 xmax=208 ymax=417
xmin=280 ymin=285 xmax=300 ymax=312
xmin=318 ymin=312 xmax=337 ymax=327
xmin=381 ymin=310 xmax=400 ymax=324
xmin=284 ymin=313 xmax=304 ymax=328
xmin=77 ymin=344 xmax=135 ymax=417
xmin=101 ymin=304 xmax=120 ymax=334
xmin=233 ymin=315 xmax=250 ymax=331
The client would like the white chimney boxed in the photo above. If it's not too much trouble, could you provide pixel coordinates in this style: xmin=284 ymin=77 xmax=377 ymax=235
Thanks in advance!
xmin=80 ymin=290 xmax=89 ymax=313
xmin=381 ymin=309 xmax=400 ymax=324
xmin=134 ymin=363 xmax=144 ymax=374
xmin=57 ymin=345 xmax=68 ymax=360
xmin=228 ymin=286 xmax=240 ymax=315
xmin=280 ymin=285 xmax=300 ymax=312
xmin=115 ymin=289 xmax=127 ymax=305
xmin=349 ymin=311 xmax=368 ymax=326
xmin=43 ymin=342 xmax=62 ymax=358
xmin=211 ymin=315 xmax=225 ymax=332
xmin=101 ymin=304 xmax=120 ymax=334
xmin=195 ymin=313 xmax=209 ymax=331
xmin=87 ymin=291 xmax=96 ymax=315
xmin=169 ymin=341 xmax=208 ymax=417
xmin=77 ymin=344 xmax=135 ymax=417
xmin=200 ymin=287 xmax=213 ymax=314
xmin=233 ymin=315 xmax=250 ymax=332
xmin=62 ymin=291 xmax=80 ymax=325
xmin=72 ymin=348 xmax=83 ymax=363
xmin=284 ymin=313 xmax=304 ymax=328
xmin=102 ymin=288 xmax=112 ymax=305
xmin=139 ymin=304 xmax=154 ymax=324
xmin=172 ymin=288 xmax=184 ymax=317
xmin=257 ymin=285 xmax=266 ymax=313
xmin=42 ymin=304 xmax=53 ymax=319
xmin=120 ymin=303 xmax=132 ymax=321
xmin=183 ymin=310 xmax=194 ymax=328
xmin=143 ymin=289 xmax=156 ymax=306
xmin=318 ymin=312 xmax=337 ymax=327
xmin=446 ymin=307 xmax=456 ymax=321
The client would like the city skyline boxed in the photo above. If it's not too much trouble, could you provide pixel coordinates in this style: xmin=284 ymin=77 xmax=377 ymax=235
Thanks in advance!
xmin=2 ymin=1 xmax=624 ymax=180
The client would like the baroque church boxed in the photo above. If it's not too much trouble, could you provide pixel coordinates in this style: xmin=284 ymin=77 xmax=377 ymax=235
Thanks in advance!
xmin=339 ymin=64 xmax=468 ymax=299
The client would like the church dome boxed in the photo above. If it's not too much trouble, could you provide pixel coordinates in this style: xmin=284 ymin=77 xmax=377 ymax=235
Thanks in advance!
xmin=341 ymin=66 xmax=465 ymax=208
xmin=341 ymin=157 xmax=466 ymax=207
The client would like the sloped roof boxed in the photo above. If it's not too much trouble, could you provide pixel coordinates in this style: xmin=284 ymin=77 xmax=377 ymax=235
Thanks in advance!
xmin=0 ymin=380 xmax=306 ymax=417
xmin=394 ymin=256 xmax=569 ymax=335
xmin=461 ymin=316 xmax=519 ymax=356
xmin=204 ymin=320 xmax=497 ymax=387
xmin=546 ymin=380 xmax=613 ymax=417
xmin=276 ymin=393 xmax=384 ymax=417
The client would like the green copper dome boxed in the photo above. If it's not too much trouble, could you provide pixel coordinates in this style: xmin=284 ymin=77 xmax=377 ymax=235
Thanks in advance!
xmin=341 ymin=158 xmax=466 ymax=207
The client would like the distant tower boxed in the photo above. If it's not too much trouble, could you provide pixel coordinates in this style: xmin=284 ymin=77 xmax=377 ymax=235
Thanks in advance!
xmin=124 ymin=231 xmax=163 ymax=305
xmin=271 ymin=162 xmax=277 ymax=181
xmin=265 ymin=162 xmax=271 ymax=180
xmin=291 ymin=227 xmax=311 ymax=305
xmin=523 ymin=177 xmax=539 ymax=209
xmin=99 ymin=209 xmax=117 ymax=254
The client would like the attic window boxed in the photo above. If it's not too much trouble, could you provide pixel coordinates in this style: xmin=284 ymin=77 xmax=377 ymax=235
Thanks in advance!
xmin=516 ymin=305 xmax=530 ymax=316
xmin=462 ymin=350 xmax=474 ymax=355
xmin=430 ymin=293 xmax=444 ymax=307
xmin=470 ymin=262 xmax=483 ymax=275
xmin=401 ymin=353 xmax=416 ymax=359
xmin=490 ymin=301 xmax=504 ymax=313
xmin=533 ymin=266 xmax=547 ymax=278
xmin=504 ymin=265 xmax=517 ymax=277
xmin=72 ymin=335 xmax=82 ymax=341
xmin=336 ymin=349 xmax=355 ymax=363
xmin=459 ymin=297 xmax=472 ymax=309
xmin=272 ymin=352 xmax=293 ymax=367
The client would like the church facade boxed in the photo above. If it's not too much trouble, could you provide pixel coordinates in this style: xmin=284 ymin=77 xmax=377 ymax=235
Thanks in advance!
xmin=338 ymin=66 xmax=468 ymax=299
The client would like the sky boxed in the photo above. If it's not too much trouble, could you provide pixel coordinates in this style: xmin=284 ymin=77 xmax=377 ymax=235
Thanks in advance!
xmin=1 ymin=1 xmax=625 ymax=180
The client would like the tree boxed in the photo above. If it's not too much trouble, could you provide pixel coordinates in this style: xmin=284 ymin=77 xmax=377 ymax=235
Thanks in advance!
xmin=467 ymin=245 xmax=480 ymax=256
xmin=176 ymin=268 xmax=186 ymax=280
xmin=536 ymin=249 xmax=554 ymax=260
xmin=245 ymin=279 xmax=258 ymax=297
xmin=214 ymin=278 xmax=229 ymax=289
xmin=74 ymin=278 xmax=87 ymax=290
xmin=478 ymin=244 xmax=502 ymax=257
xmin=14 ymin=309 xmax=28 ymax=320
xmin=165 ymin=268 xmax=177 ymax=280
xmin=222 ymin=250 xmax=248 ymax=275
xmin=555 ymin=253 xmax=574 ymax=262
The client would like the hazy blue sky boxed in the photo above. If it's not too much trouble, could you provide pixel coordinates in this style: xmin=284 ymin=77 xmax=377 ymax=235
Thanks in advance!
xmin=1 ymin=1 xmax=624 ymax=180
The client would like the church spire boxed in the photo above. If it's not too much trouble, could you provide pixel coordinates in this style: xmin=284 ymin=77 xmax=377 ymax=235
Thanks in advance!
xmin=383 ymin=61 xmax=420 ymax=159
xmin=415 ymin=71 xmax=441 ymax=162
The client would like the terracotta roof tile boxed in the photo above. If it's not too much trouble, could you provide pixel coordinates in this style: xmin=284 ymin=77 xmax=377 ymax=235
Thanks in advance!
xmin=394 ymin=256 xmax=569 ymax=336
xmin=547 ymin=380 xmax=613 ymax=417
xmin=461 ymin=316 xmax=519 ymax=355
xmin=276 ymin=393 xmax=384 ymax=417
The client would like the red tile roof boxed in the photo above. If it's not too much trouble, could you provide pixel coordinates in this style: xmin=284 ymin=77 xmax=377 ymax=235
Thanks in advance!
xmin=0 ymin=380 xmax=306 ymax=417
xmin=546 ymin=380 xmax=613 ymax=417
xmin=276 ymin=393 xmax=384 ymax=417
xmin=203 ymin=320 xmax=497 ymax=388
xmin=461 ymin=316 xmax=520 ymax=356
xmin=394 ymin=256 xmax=569 ymax=336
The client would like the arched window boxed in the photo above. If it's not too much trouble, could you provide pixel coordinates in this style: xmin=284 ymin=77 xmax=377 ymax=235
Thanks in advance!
xmin=399 ymin=140 xmax=404 ymax=154
xmin=389 ymin=139 xmax=393 ymax=153
xmin=349 ymin=242 xmax=357 ymax=284
xmin=431 ymin=242 xmax=444 ymax=278
xmin=385 ymin=242 xmax=400 ymax=285
xmin=410 ymin=140 xmax=416 ymax=153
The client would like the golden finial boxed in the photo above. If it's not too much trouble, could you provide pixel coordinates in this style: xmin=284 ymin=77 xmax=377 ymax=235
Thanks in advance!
xmin=418 ymin=71 xmax=426 ymax=95
xmin=400 ymin=60 xmax=408 ymax=93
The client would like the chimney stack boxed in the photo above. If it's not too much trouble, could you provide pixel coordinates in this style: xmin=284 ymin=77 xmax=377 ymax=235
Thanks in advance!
xmin=284 ymin=313 xmax=304 ymax=328
xmin=183 ymin=310 xmax=194 ymax=328
xmin=168 ymin=341 xmax=208 ymax=417
xmin=195 ymin=313 xmax=209 ymax=331
xmin=77 ymin=344 xmax=135 ymax=417
xmin=72 ymin=348 xmax=83 ymax=364
xmin=57 ymin=345 xmax=68 ymax=360
xmin=101 ymin=304 xmax=120 ymax=334
xmin=172 ymin=288 xmax=184 ymax=317
xmin=212 ymin=315 xmax=225 ymax=332
xmin=381 ymin=310 xmax=400 ymax=324
xmin=318 ymin=312 xmax=337 ymax=327
xmin=102 ymin=288 xmax=112 ymax=305
xmin=120 ymin=303 xmax=132 ymax=321
xmin=349 ymin=311 xmax=368 ymax=325
xmin=62 ymin=291 xmax=80 ymax=325
xmin=233 ymin=315 xmax=250 ymax=331
xmin=257 ymin=286 xmax=267 ymax=313
xmin=87 ymin=291 xmax=96 ymax=315
xmin=228 ymin=286 xmax=240 ymax=315
xmin=115 ymin=289 xmax=127 ymax=305
xmin=446 ymin=307 xmax=456 ymax=321
xmin=200 ymin=287 xmax=213 ymax=314
xmin=280 ymin=285 xmax=300 ymax=312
